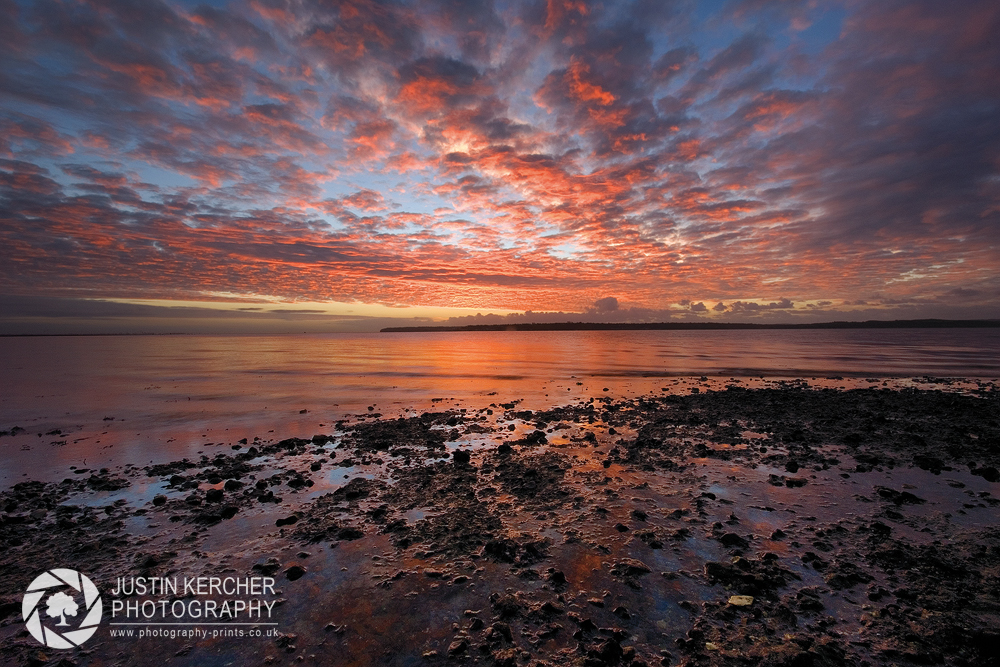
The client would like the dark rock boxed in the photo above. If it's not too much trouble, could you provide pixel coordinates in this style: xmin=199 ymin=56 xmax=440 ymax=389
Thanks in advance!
xmin=824 ymin=559 xmax=873 ymax=590
xmin=914 ymin=454 xmax=946 ymax=473
xmin=720 ymin=532 xmax=749 ymax=549
xmin=332 ymin=478 xmax=379 ymax=501
xmin=590 ymin=637 xmax=623 ymax=665
xmin=336 ymin=526 xmax=364 ymax=540
xmin=704 ymin=555 xmax=795 ymax=597
xmin=972 ymin=466 xmax=1000 ymax=483
xmin=876 ymin=486 xmax=926 ymax=505
xmin=610 ymin=559 xmax=652 ymax=577
xmin=447 ymin=637 xmax=469 ymax=655
xmin=252 ymin=558 xmax=281 ymax=576
xmin=491 ymin=593 xmax=524 ymax=619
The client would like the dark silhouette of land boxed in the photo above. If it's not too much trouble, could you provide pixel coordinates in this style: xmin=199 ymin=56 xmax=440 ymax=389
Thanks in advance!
xmin=381 ymin=318 xmax=1000 ymax=332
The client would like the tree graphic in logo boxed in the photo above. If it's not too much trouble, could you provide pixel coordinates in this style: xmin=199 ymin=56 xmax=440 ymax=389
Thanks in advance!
xmin=46 ymin=591 xmax=79 ymax=626
xmin=22 ymin=569 xmax=102 ymax=649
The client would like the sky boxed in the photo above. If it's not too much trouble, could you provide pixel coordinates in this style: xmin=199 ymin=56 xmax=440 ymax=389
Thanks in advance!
xmin=0 ymin=0 xmax=998 ymax=333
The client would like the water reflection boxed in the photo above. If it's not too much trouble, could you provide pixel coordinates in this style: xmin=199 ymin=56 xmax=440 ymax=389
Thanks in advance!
xmin=0 ymin=329 xmax=997 ymax=484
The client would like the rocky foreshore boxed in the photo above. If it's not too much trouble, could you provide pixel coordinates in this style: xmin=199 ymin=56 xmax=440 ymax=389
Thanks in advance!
xmin=1 ymin=378 xmax=999 ymax=667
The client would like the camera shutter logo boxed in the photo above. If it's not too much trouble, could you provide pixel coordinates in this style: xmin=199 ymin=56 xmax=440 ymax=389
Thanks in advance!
xmin=22 ymin=569 xmax=103 ymax=649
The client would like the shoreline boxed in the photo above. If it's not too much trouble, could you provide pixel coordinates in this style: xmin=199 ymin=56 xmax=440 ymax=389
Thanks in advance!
xmin=1 ymin=379 xmax=999 ymax=666
xmin=380 ymin=319 xmax=1000 ymax=333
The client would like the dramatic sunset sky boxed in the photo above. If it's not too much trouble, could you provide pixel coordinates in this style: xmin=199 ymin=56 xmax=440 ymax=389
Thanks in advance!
xmin=1 ymin=0 xmax=998 ymax=332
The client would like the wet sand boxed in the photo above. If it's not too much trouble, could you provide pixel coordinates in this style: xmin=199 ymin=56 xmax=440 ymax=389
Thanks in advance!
xmin=1 ymin=376 xmax=999 ymax=667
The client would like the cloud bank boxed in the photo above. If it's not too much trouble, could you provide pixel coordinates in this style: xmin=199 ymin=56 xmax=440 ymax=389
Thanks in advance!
xmin=1 ymin=0 xmax=998 ymax=331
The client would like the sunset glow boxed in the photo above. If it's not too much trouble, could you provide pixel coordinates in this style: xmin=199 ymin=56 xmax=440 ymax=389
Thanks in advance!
xmin=1 ymin=0 xmax=998 ymax=331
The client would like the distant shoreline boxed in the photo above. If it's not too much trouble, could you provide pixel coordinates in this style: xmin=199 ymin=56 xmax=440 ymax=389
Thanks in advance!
xmin=381 ymin=318 xmax=1000 ymax=332
xmin=2 ymin=318 xmax=998 ymax=337
xmin=0 ymin=332 xmax=188 ymax=337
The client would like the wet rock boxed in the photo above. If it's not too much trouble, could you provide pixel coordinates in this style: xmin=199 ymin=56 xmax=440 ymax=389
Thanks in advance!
xmin=801 ymin=551 xmax=828 ymax=571
xmin=914 ymin=454 xmax=947 ymax=473
xmin=704 ymin=554 xmax=796 ymax=597
xmin=719 ymin=532 xmax=749 ymax=549
xmin=336 ymin=526 xmax=364 ymax=540
xmin=193 ymin=509 xmax=223 ymax=524
xmin=823 ymin=559 xmax=874 ymax=589
xmin=205 ymin=489 xmax=224 ymax=503
xmin=791 ymin=587 xmax=825 ymax=613
xmin=490 ymin=593 xmax=525 ymax=619
xmin=636 ymin=530 xmax=663 ymax=549
xmin=286 ymin=474 xmax=309 ymax=489
xmin=332 ymin=478 xmax=381 ymax=501
xmin=483 ymin=534 xmax=550 ymax=564
xmin=972 ymin=466 xmax=1000 ymax=483
xmin=86 ymin=472 xmax=130 ymax=491
xmin=511 ymin=430 xmax=547 ymax=446
xmin=534 ymin=601 xmax=564 ymax=617
xmin=875 ymin=486 xmax=926 ymax=505
xmin=494 ymin=451 xmax=570 ymax=507
xmin=447 ymin=637 xmax=469 ymax=655
xmin=252 ymin=558 xmax=281 ymax=576
xmin=610 ymin=558 xmax=652 ymax=577
xmin=589 ymin=637 xmax=623 ymax=665
xmin=340 ymin=414 xmax=448 ymax=456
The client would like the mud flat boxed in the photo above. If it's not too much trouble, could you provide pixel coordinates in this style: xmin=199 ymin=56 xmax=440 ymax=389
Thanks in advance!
xmin=1 ymin=377 xmax=999 ymax=667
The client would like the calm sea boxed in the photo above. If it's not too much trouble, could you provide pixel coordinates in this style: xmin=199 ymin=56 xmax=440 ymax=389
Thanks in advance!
xmin=1 ymin=328 xmax=997 ymax=485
